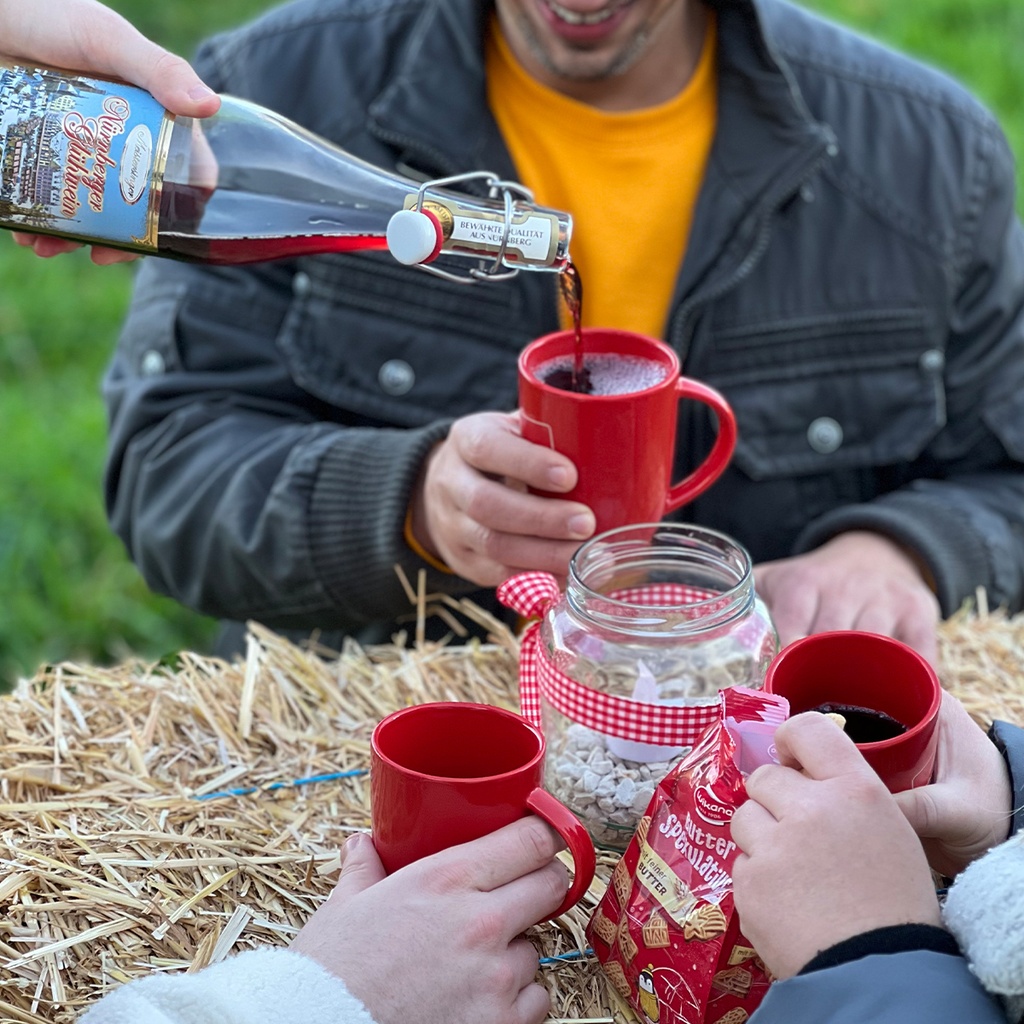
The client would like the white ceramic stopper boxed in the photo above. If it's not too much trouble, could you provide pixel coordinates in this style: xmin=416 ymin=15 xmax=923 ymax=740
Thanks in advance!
xmin=386 ymin=209 xmax=441 ymax=265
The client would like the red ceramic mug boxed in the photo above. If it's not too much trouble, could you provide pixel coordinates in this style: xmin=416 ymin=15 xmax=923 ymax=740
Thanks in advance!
xmin=763 ymin=631 xmax=942 ymax=793
xmin=370 ymin=701 xmax=596 ymax=920
xmin=518 ymin=328 xmax=737 ymax=535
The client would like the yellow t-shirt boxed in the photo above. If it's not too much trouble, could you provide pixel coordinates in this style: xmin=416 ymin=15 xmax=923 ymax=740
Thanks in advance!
xmin=486 ymin=18 xmax=717 ymax=339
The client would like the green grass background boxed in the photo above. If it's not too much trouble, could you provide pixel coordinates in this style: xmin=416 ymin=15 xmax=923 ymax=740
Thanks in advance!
xmin=1 ymin=0 xmax=1021 ymax=685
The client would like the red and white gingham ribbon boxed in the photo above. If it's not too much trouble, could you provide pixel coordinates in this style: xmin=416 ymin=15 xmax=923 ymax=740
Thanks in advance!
xmin=497 ymin=572 xmax=722 ymax=747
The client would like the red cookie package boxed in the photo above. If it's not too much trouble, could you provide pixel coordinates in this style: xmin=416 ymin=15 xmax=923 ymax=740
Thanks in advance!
xmin=586 ymin=686 xmax=788 ymax=1024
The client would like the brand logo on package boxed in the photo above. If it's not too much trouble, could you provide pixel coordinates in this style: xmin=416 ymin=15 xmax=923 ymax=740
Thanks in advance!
xmin=119 ymin=125 xmax=153 ymax=205
xmin=693 ymin=783 xmax=734 ymax=827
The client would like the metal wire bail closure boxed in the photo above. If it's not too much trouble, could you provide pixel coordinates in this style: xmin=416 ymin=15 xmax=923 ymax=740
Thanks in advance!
xmin=412 ymin=170 xmax=536 ymax=285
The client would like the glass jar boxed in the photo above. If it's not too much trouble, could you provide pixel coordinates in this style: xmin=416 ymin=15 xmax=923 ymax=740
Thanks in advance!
xmin=538 ymin=523 xmax=777 ymax=850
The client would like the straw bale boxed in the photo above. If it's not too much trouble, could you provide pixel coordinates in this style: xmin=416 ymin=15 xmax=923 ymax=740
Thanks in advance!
xmin=938 ymin=595 xmax=1024 ymax=728
xmin=0 ymin=589 xmax=1021 ymax=1023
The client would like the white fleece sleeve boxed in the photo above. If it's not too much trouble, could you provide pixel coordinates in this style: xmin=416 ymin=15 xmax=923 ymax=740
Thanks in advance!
xmin=77 ymin=947 xmax=379 ymax=1024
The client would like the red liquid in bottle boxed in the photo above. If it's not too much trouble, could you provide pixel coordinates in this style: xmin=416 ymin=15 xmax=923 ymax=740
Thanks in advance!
xmin=155 ymin=179 xmax=393 ymax=265
xmin=166 ymin=231 xmax=389 ymax=264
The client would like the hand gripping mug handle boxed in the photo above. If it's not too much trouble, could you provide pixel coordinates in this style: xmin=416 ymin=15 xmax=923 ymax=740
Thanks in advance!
xmin=665 ymin=378 xmax=737 ymax=513
xmin=526 ymin=786 xmax=597 ymax=919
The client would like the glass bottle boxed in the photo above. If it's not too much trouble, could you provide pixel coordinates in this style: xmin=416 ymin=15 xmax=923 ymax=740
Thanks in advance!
xmin=0 ymin=63 xmax=572 ymax=276
xmin=538 ymin=523 xmax=778 ymax=849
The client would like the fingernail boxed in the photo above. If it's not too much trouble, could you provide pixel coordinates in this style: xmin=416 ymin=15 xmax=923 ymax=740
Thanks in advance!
xmin=547 ymin=466 xmax=571 ymax=489
xmin=188 ymin=83 xmax=217 ymax=101
xmin=568 ymin=513 xmax=594 ymax=539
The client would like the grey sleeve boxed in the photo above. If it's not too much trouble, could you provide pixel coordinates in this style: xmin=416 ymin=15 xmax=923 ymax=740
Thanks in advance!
xmin=751 ymin=950 xmax=1006 ymax=1024
xmin=102 ymin=259 xmax=470 ymax=634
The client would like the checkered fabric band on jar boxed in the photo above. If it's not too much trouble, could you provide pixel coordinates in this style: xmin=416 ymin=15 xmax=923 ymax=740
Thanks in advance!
xmin=496 ymin=572 xmax=722 ymax=746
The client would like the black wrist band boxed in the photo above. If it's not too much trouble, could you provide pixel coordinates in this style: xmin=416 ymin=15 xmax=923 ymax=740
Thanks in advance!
xmin=798 ymin=924 xmax=960 ymax=975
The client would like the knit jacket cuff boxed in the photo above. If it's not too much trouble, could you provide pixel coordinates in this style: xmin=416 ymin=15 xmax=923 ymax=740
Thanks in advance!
xmin=792 ymin=492 xmax=990 ymax=616
xmin=307 ymin=420 xmax=478 ymax=628
xmin=799 ymin=924 xmax=960 ymax=975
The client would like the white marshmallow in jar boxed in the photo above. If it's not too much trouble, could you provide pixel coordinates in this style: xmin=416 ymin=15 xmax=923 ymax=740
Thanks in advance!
xmin=538 ymin=523 xmax=778 ymax=850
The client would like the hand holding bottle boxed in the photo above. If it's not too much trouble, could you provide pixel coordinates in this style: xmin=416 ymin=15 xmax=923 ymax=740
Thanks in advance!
xmin=2 ymin=0 xmax=219 ymax=263
xmin=409 ymin=411 xmax=595 ymax=586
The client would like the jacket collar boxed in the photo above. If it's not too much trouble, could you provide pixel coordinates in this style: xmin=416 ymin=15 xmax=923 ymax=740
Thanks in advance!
xmin=673 ymin=0 xmax=835 ymax=309
xmin=367 ymin=0 xmax=516 ymax=183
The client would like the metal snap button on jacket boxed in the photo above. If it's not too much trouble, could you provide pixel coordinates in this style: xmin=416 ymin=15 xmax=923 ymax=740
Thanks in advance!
xmin=378 ymin=359 xmax=415 ymax=395
xmin=807 ymin=416 xmax=843 ymax=454
xmin=140 ymin=350 xmax=166 ymax=376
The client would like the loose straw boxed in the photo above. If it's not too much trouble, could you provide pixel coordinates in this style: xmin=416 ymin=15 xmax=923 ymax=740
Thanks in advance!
xmin=0 ymin=588 xmax=1020 ymax=1023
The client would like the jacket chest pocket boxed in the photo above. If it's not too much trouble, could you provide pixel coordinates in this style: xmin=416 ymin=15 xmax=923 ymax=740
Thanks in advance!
xmin=698 ymin=309 xmax=946 ymax=481
xmin=275 ymin=252 xmax=534 ymax=426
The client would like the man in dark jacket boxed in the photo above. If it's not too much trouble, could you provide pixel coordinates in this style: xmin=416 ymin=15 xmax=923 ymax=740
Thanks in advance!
xmin=103 ymin=0 xmax=1024 ymax=662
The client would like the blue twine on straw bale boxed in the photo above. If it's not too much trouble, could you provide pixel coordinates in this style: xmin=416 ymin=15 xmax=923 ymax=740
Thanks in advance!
xmin=539 ymin=948 xmax=594 ymax=966
xmin=194 ymin=767 xmax=369 ymax=801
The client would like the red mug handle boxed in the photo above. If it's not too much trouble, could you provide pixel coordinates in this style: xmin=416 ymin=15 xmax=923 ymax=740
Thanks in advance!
xmin=665 ymin=378 xmax=737 ymax=513
xmin=526 ymin=786 xmax=597 ymax=919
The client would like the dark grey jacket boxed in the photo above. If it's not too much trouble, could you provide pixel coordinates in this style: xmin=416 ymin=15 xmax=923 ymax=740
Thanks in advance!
xmin=103 ymin=0 xmax=1024 ymax=645
xmin=750 ymin=949 xmax=1007 ymax=1024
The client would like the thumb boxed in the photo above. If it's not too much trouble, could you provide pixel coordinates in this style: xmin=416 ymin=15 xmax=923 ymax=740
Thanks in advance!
xmin=893 ymin=784 xmax=942 ymax=838
xmin=70 ymin=4 xmax=221 ymax=118
xmin=772 ymin=711 xmax=872 ymax=781
xmin=110 ymin=40 xmax=221 ymax=118
xmin=328 ymin=833 xmax=386 ymax=904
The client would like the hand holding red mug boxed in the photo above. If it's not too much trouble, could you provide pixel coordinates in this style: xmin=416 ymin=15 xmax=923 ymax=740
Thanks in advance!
xmin=291 ymin=819 xmax=569 ymax=1024
xmin=894 ymin=691 xmax=1013 ymax=878
xmin=407 ymin=328 xmax=735 ymax=587
xmin=370 ymin=701 xmax=596 ymax=922
xmin=518 ymin=328 xmax=737 ymax=536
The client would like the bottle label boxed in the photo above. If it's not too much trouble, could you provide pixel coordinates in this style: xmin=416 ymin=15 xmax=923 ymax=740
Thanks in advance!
xmin=0 ymin=64 xmax=171 ymax=250
xmin=408 ymin=195 xmax=559 ymax=268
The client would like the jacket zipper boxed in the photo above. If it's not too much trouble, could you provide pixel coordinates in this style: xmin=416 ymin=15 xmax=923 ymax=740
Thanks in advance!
xmin=670 ymin=135 xmax=837 ymax=365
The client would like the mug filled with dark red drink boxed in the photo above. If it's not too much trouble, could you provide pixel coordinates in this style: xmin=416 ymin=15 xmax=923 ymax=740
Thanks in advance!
xmin=763 ymin=630 xmax=942 ymax=792
xmin=518 ymin=328 xmax=737 ymax=535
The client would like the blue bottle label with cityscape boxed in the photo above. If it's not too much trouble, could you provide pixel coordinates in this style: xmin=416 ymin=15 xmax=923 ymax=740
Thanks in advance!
xmin=0 ymin=64 xmax=170 ymax=250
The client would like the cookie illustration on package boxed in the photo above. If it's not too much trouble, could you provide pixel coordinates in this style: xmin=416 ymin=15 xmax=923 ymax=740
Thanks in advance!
xmin=618 ymin=920 xmax=639 ymax=963
xmin=592 ymin=909 xmax=617 ymax=945
xmin=683 ymin=902 xmax=728 ymax=941
xmin=712 ymin=1008 xmax=749 ymax=1024
xmin=712 ymin=965 xmax=753 ymax=998
xmin=642 ymin=911 xmax=670 ymax=949
xmin=611 ymin=855 xmax=632 ymax=908
xmin=636 ymin=813 xmax=652 ymax=847
xmin=603 ymin=959 xmax=633 ymax=1001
